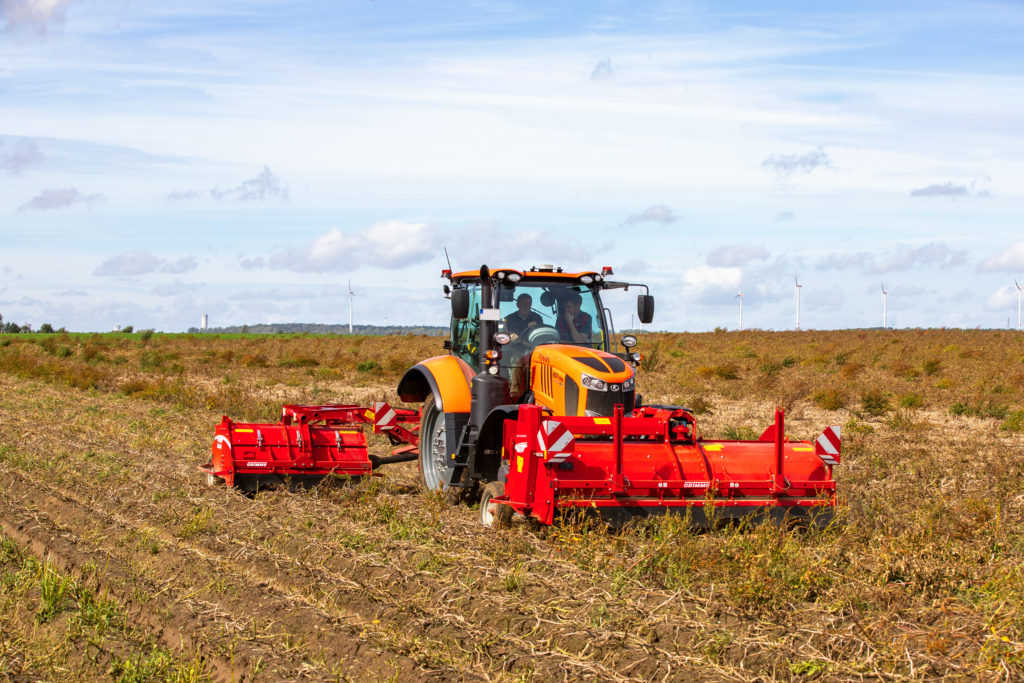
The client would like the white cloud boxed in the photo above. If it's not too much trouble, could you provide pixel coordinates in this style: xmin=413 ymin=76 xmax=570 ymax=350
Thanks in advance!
xmin=590 ymin=58 xmax=613 ymax=81
xmin=1 ymin=0 xmax=74 ymax=35
xmin=680 ymin=264 xmax=741 ymax=305
xmin=910 ymin=182 xmax=969 ymax=198
xmin=978 ymin=242 xmax=1024 ymax=272
xmin=94 ymin=251 xmax=198 ymax=277
xmin=985 ymin=284 xmax=1019 ymax=311
xmin=761 ymin=146 xmax=833 ymax=176
xmin=1 ymin=138 xmax=45 ymax=175
xmin=620 ymin=205 xmax=677 ymax=228
xmin=775 ymin=211 xmax=795 ymax=221
xmin=270 ymin=221 xmax=439 ymax=272
xmin=868 ymin=243 xmax=966 ymax=273
xmin=17 ymin=187 xmax=103 ymax=212
xmin=706 ymin=245 xmax=769 ymax=268
xmin=211 ymin=166 xmax=289 ymax=202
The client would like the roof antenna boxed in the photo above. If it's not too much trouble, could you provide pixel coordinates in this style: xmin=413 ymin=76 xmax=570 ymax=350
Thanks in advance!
xmin=444 ymin=247 xmax=453 ymax=272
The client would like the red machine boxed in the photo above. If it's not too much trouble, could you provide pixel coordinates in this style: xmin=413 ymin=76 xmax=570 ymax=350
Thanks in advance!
xmin=200 ymin=402 xmax=420 ymax=489
xmin=480 ymin=404 xmax=840 ymax=527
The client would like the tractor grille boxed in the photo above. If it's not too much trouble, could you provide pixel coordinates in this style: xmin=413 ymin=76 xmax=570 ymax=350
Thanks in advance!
xmin=586 ymin=388 xmax=635 ymax=417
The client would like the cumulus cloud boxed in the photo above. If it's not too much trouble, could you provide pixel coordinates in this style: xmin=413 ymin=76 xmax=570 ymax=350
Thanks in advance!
xmin=910 ymin=182 xmax=969 ymax=198
xmin=211 ymin=166 xmax=289 ymax=202
xmin=978 ymin=241 xmax=1024 ymax=272
xmin=167 ymin=189 xmax=202 ymax=202
xmin=17 ymin=187 xmax=102 ymax=212
xmin=1 ymin=0 xmax=74 ymax=35
xmin=160 ymin=256 xmax=197 ymax=274
xmin=239 ymin=256 xmax=266 ymax=270
xmin=94 ymin=251 xmax=198 ymax=277
xmin=270 ymin=221 xmax=439 ymax=272
xmin=761 ymin=146 xmax=833 ymax=176
xmin=869 ymin=243 xmax=966 ymax=273
xmin=706 ymin=245 xmax=769 ymax=268
xmin=590 ymin=58 xmax=613 ymax=80
xmin=986 ymin=285 xmax=1020 ymax=312
xmin=816 ymin=243 xmax=966 ymax=273
xmin=775 ymin=211 xmax=795 ymax=221
xmin=620 ymin=205 xmax=677 ymax=228
xmin=1 ymin=138 xmax=44 ymax=175
xmin=57 ymin=289 xmax=87 ymax=296
xmin=680 ymin=264 xmax=742 ymax=305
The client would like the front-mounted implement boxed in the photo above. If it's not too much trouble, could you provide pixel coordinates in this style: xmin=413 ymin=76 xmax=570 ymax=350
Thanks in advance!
xmin=200 ymin=402 xmax=420 ymax=490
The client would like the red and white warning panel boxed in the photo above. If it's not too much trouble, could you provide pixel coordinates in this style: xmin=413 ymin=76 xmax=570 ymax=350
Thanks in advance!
xmin=535 ymin=419 xmax=575 ymax=464
xmin=201 ymin=403 xmax=420 ymax=488
xmin=815 ymin=425 xmax=841 ymax=466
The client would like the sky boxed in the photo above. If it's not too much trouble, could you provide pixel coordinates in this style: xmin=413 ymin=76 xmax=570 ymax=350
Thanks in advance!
xmin=1 ymin=0 xmax=1023 ymax=333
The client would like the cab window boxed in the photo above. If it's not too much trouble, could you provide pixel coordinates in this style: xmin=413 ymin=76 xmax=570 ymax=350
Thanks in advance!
xmin=450 ymin=285 xmax=481 ymax=366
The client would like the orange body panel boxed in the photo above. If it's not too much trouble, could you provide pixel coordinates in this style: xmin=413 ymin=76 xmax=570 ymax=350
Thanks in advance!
xmin=529 ymin=345 xmax=634 ymax=416
xmin=408 ymin=355 xmax=475 ymax=413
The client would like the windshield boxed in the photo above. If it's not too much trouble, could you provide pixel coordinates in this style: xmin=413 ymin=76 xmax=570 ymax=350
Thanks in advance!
xmin=497 ymin=283 xmax=606 ymax=350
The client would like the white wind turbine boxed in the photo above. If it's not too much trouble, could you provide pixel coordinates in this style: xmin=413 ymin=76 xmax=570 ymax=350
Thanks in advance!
xmin=881 ymin=282 xmax=888 ymax=329
xmin=1016 ymin=280 xmax=1022 ymax=331
xmin=735 ymin=286 xmax=744 ymax=331
xmin=794 ymin=276 xmax=802 ymax=331
xmin=347 ymin=279 xmax=357 ymax=334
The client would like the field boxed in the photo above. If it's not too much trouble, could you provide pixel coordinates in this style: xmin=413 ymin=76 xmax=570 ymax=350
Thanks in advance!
xmin=1 ymin=329 xmax=1024 ymax=681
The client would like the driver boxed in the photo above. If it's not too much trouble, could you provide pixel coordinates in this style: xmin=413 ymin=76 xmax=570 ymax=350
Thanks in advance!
xmin=557 ymin=291 xmax=592 ymax=343
xmin=504 ymin=293 xmax=543 ymax=341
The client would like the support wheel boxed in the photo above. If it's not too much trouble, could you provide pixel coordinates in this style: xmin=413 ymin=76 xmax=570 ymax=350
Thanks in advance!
xmin=480 ymin=481 xmax=512 ymax=528
xmin=419 ymin=395 xmax=455 ymax=496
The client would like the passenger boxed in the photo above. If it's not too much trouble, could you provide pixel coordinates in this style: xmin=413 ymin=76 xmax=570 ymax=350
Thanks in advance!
xmin=557 ymin=291 xmax=592 ymax=344
xmin=504 ymin=293 xmax=543 ymax=341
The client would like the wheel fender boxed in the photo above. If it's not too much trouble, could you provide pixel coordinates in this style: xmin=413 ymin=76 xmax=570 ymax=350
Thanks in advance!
xmin=397 ymin=355 xmax=474 ymax=413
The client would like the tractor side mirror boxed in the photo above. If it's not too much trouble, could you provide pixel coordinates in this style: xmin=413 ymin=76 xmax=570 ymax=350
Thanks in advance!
xmin=451 ymin=288 xmax=470 ymax=319
xmin=637 ymin=295 xmax=655 ymax=324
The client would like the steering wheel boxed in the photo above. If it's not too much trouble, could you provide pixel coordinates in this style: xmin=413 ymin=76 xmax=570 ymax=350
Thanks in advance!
xmin=525 ymin=325 xmax=560 ymax=346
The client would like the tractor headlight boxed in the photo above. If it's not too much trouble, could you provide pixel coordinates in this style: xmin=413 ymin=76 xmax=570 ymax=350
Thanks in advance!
xmin=580 ymin=275 xmax=594 ymax=285
xmin=580 ymin=373 xmax=608 ymax=391
xmin=622 ymin=376 xmax=635 ymax=391
xmin=507 ymin=272 xmax=522 ymax=283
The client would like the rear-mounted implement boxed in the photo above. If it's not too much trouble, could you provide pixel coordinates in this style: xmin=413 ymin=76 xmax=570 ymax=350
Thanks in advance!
xmin=482 ymin=404 xmax=840 ymax=528
xmin=200 ymin=402 xmax=420 ymax=490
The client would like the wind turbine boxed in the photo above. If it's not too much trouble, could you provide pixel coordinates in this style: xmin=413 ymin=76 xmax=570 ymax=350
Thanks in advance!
xmin=881 ymin=282 xmax=888 ymax=329
xmin=794 ymin=276 xmax=802 ymax=331
xmin=347 ymin=279 xmax=357 ymax=334
xmin=1016 ymin=280 xmax=1022 ymax=331
xmin=737 ymin=286 xmax=745 ymax=331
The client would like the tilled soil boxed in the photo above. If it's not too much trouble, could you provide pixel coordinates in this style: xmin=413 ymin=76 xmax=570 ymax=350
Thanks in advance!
xmin=2 ymin=356 xmax=1023 ymax=681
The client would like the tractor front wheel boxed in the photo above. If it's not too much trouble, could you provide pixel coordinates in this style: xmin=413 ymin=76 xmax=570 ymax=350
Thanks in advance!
xmin=480 ymin=481 xmax=512 ymax=528
xmin=419 ymin=395 xmax=454 ymax=494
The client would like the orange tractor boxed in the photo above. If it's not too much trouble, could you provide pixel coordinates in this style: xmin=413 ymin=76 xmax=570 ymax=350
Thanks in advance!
xmin=205 ymin=264 xmax=840 ymax=527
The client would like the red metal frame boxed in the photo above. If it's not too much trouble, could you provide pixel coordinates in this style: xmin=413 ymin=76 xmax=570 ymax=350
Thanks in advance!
xmin=200 ymin=402 xmax=420 ymax=487
xmin=496 ymin=404 xmax=838 ymax=526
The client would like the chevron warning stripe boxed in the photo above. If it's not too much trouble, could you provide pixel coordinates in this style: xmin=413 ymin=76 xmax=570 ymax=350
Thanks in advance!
xmin=373 ymin=402 xmax=398 ymax=430
xmin=536 ymin=419 xmax=575 ymax=464
xmin=815 ymin=425 xmax=841 ymax=466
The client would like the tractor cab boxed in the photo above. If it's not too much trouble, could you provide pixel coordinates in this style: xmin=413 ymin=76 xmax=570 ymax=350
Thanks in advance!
xmin=445 ymin=265 xmax=654 ymax=411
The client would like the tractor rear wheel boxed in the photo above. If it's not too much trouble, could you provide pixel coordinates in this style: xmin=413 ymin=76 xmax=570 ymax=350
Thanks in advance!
xmin=419 ymin=394 xmax=454 ymax=494
xmin=480 ymin=481 xmax=512 ymax=528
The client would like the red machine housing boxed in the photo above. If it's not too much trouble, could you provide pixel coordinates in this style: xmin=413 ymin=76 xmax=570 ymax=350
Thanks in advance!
xmin=495 ymin=404 xmax=839 ymax=527
xmin=200 ymin=402 xmax=419 ymax=488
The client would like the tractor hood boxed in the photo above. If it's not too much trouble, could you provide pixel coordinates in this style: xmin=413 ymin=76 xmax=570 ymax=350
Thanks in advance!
xmin=529 ymin=345 xmax=635 ymax=417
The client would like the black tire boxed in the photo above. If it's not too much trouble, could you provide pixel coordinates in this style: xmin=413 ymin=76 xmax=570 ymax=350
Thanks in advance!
xmin=419 ymin=394 xmax=453 ymax=493
xmin=480 ymin=481 xmax=512 ymax=528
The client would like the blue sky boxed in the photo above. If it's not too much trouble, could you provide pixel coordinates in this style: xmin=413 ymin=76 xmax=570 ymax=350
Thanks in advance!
xmin=1 ymin=0 xmax=1023 ymax=332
